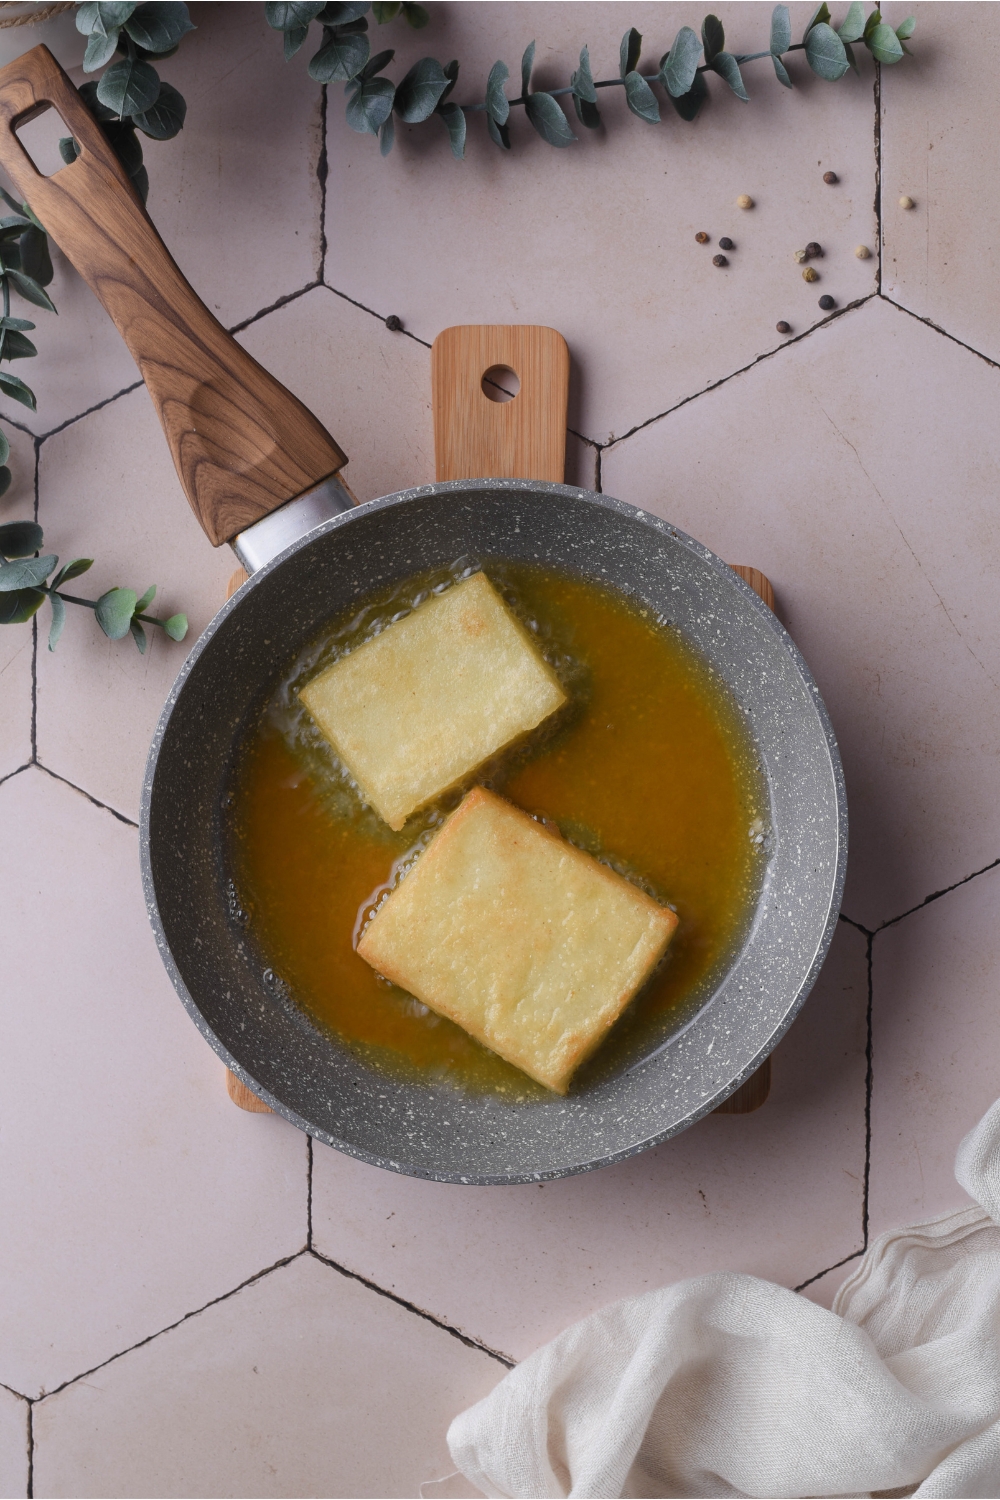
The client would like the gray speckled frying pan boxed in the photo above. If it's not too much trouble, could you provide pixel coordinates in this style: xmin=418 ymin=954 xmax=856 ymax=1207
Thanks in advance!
xmin=0 ymin=48 xmax=846 ymax=1184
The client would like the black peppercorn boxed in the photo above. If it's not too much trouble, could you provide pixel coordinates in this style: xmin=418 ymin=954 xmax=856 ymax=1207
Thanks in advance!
xmin=718 ymin=236 xmax=734 ymax=250
xmin=823 ymin=170 xmax=838 ymax=184
xmin=805 ymin=241 xmax=823 ymax=258
xmin=695 ymin=231 xmax=710 ymax=243
xmin=776 ymin=321 xmax=791 ymax=334
xmin=818 ymin=294 xmax=835 ymax=310
xmin=712 ymin=254 xmax=728 ymax=267
xmin=385 ymin=314 xmax=403 ymax=331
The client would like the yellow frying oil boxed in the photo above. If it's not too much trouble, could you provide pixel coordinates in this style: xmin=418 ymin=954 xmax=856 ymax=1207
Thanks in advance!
xmin=227 ymin=560 xmax=768 ymax=1099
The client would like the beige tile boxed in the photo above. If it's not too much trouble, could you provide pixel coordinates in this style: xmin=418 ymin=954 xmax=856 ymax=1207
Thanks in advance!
xmin=312 ymin=921 xmax=866 ymax=1363
xmin=882 ymin=4 xmax=1000 ymax=363
xmin=0 ymin=769 xmax=307 ymax=1399
xmin=1 ymin=3 xmax=322 ymax=436
xmin=603 ymin=296 xmax=1000 ymax=929
xmin=0 ymin=425 xmax=37 ymax=779
xmin=325 ymin=2 xmax=878 ymax=443
xmin=0 ymin=1384 xmax=28 ymax=1500
xmin=32 ymin=1253 xmax=504 ymax=1500
xmin=868 ymin=865 xmax=1000 ymax=1239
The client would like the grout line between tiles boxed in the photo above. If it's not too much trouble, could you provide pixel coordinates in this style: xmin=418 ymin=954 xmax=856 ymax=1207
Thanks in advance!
xmin=861 ymin=929 xmax=874 ymax=1248
xmin=29 ymin=438 xmax=39 ymax=765
xmin=318 ymin=83 xmax=329 ymax=283
xmin=36 ymin=1251 xmax=310 ymax=1404
xmin=879 ymin=294 xmax=1000 ymax=374
xmin=308 ymin=1248 xmax=515 ymax=1369
xmin=36 ymin=379 xmax=145 ymax=446
xmin=306 ymin=1135 xmax=314 ymax=1250
xmin=228 ymin=279 xmax=321 ymax=337
xmin=838 ymin=911 xmax=872 ymax=937
xmin=874 ymin=62 xmax=882 ymax=295
xmin=594 ymin=446 xmax=603 ymax=493
xmin=26 ymin=1398 xmax=33 ymax=1500
xmin=0 ymin=762 xmax=30 ymax=792
xmin=794 ymin=1246 xmax=865 ymax=1295
xmin=324 ymin=281 xmax=433 ymax=350
xmin=0 ymin=1377 xmax=29 ymax=1402
xmin=877 ymin=855 xmax=1000 ymax=933
xmin=34 ymin=762 xmax=138 ymax=829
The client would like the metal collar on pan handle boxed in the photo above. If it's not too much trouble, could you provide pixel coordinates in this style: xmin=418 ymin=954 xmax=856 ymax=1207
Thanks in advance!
xmin=232 ymin=473 xmax=357 ymax=574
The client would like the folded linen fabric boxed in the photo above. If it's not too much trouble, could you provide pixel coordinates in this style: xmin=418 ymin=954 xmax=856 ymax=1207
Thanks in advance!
xmin=447 ymin=1097 xmax=1000 ymax=1499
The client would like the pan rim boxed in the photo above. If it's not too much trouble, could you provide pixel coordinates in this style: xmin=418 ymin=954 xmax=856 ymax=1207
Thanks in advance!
xmin=139 ymin=478 xmax=848 ymax=1183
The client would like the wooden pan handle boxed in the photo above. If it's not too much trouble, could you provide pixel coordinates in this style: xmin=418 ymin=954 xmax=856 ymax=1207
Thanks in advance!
xmin=0 ymin=45 xmax=347 ymax=547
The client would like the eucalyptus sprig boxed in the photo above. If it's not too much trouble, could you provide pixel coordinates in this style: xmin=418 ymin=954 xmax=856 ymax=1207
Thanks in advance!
xmin=0 ymin=188 xmax=57 ymax=497
xmin=0 ymin=520 xmax=188 ymax=653
xmin=269 ymin=1 xmax=916 ymax=157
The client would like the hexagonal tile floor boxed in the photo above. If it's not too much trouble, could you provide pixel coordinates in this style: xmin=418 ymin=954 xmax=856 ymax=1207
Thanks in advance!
xmin=2 ymin=3 xmax=998 ymax=1495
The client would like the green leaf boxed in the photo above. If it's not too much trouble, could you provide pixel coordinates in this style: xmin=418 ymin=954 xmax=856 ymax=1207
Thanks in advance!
xmin=844 ymin=40 xmax=859 ymax=72
xmin=95 ymin=586 xmax=137 ymax=640
xmin=572 ymin=93 xmax=600 ymax=129
xmin=400 ymin=2 xmax=428 ymax=25
xmin=360 ymin=46 xmax=394 ymax=78
xmin=83 ymin=27 xmax=120 ymax=72
xmin=134 ymin=583 xmax=156 ymax=613
xmin=96 ymin=57 xmax=161 ymax=117
xmin=371 ymin=1 xmax=400 ymax=18
xmin=623 ymin=71 xmax=660 ymax=122
xmin=308 ymin=28 xmax=370 ymax=81
xmin=712 ymin=52 xmax=749 ymax=100
xmin=770 ymin=4 xmax=791 ymax=53
xmin=437 ymin=102 xmax=465 ymax=158
xmin=660 ymin=27 xmax=701 ymax=96
xmin=78 ymin=79 xmax=120 ymax=123
xmin=19 ymin=227 xmax=52 ymax=289
xmin=0 ymin=467 xmax=9 ymax=499
xmin=669 ymin=67 xmax=707 ymax=120
xmin=0 ymin=215 xmax=31 ymax=242
xmin=51 ymin=558 xmax=93 ymax=587
xmin=265 ymin=1 xmax=325 ymax=26
xmin=520 ymin=40 xmax=535 ymax=98
xmin=863 ymin=8 xmax=882 ymax=41
xmin=123 ymin=2 xmax=195 ymax=53
xmin=0 ymin=330 xmax=38 ymax=360
xmin=896 ymin=15 xmax=916 ymax=40
xmin=129 ymin=617 xmax=147 ymax=653
xmin=163 ymin=612 xmax=188 ymax=641
xmin=524 ymin=91 xmax=575 ymax=147
xmin=486 ymin=59 xmax=509 ymax=123
xmin=284 ymin=24 xmax=309 ymax=58
xmin=867 ymin=21 xmax=903 ymax=62
xmin=76 ymin=2 xmax=136 ymax=36
xmin=132 ymin=80 xmax=186 ymax=139
xmin=701 ymin=14 xmax=725 ymax=64
xmin=803 ymin=2 xmax=831 ymax=40
xmin=0 ymin=519 xmax=41 ymax=556
xmin=0 ymin=370 xmax=36 ymax=410
xmin=805 ymin=21 xmax=849 ymax=78
xmin=837 ymin=1 xmax=866 ymax=42
xmin=486 ymin=113 xmax=511 ymax=150
xmin=48 ymin=590 xmax=66 ymax=651
xmin=0 ymin=553 xmax=57 ymax=590
xmin=439 ymin=58 xmax=459 ymax=104
xmin=317 ymin=2 xmax=370 ymax=23
xmin=772 ymin=52 xmax=792 ymax=86
xmin=103 ymin=119 xmax=144 ymax=176
xmin=0 ymin=587 xmax=44 ymax=624
xmin=379 ymin=111 xmax=394 ymax=155
xmin=0 ymin=318 xmax=35 ymax=332
xmin=570 ymin=44 xmax=596 ymax=103
xmin=346 ymin=74 xmax=394 ymax=134
xmin=394 ymin=56 xmax=450 ymax=121
xmin=5 ymin=269 xmax=56 ymax=313
xmin=619 ymin=27 xmax=642 ymax=78
xmin=0 ymin=427 xmax=8 ymax=465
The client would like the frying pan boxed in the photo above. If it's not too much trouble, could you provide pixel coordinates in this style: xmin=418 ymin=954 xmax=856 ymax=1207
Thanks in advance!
xmin=0 ymin=46 xmax=847 ymax=1184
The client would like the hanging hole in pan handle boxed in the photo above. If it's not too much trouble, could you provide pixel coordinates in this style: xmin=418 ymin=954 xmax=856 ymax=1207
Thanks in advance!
xmin=13 ymin=100 xmax=77 ymax=179
xmin=481 ymin=364 xmax=520 ymax=404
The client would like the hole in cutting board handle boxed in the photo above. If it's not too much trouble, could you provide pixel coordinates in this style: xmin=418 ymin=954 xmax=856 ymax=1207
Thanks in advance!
xmin=14 ymin=102 xmax=77 ymax=179
xmin=481 ymin=365 xmax=520 ymax=404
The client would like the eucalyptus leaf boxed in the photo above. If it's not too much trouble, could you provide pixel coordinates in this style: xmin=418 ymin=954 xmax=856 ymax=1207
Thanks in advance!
xmin=401 ymin=2 xmax=429 ymax=26
xmin=524 ymin=91 xmax=576 ymax=146
xmin=0 ymin=467 xmax=10 ymax=499
xmin=132 ymin=80 xmax=187 ymax=139
xmin=51 ymin=558 xmax=94 ymax=587
xmin=361 ymin=46 xmax=394 ymax=79
xmin=770 ymin=4 xmax=791 ymax=54
xmin=571 ymin=44 xmax=596 ymax=103
xmin=837 ymin=1 xmax=866 ymax=43
xmin=394 ymin=56 xmax=450 ymax=121
xmin=701 ymin=14 xmax=725 ymax=64
xmin=19 ymin=203 xmax=46 ymax=234
xmin=863 ymin=8 xmax=881 ymax=40
xmin=619 ymin=27 xmax=642 ymax=79
xmin=660 ymin=26 xmax=701 ymax=96
xmin=0 ymin=330 xmax=38 ymax=360
xmin=486 ymin=112 xmax=511 ymax=150
xmin=805 ymin=21 xmax=849 ymax=79
xmin=19 ymin=227 xmax=53 ymax=288
xmin=668 ymin=67 xmax=708 ymax=120
xmin=772 ymin=52 xmax=792 ymax=86
xmin=379 ymin=111 xmax=394 ymax=154
xmin=284 ymin=24 xmax=309 ymax=58
xmin=438 ymin=101 xmax=466 ymax=158
xmin=6 ymin=269 xmax=56 ymax=314
xmin=123 ymin=2 xmax=194 ymax=53
xmin=96 ymin=57 xmax=161 ymax=117
xmin=867 ymin=22 xmax=903 ymax=62
xmin=134 ymin=584 xmax=156 ymax=613
xmin=571 ymin=93 xmax=600 ymax=128
xmin=78 ymin=79 xmax=120 ymax=123
xmin=0 ymin=428 xmax=8 ymax=466
xmin=48 ymin=590 xmax=66 ymax=651
xmin=317 ymin=2 xmax=370 ymax=23
xmin=95 ymin=586 xmax=137 ymax=640
xmin=0 ymin=216 xmax=31 ymax=242
xmin=0 ymin=370 xmax=37 ymax=410
xmin=712 ymin=51 xmax=749 ymax=99
xmin=896 ymin=16 xmax=916 ymax=40
xmin=0 ymin=519 xmax=42 ymax=557
xmin=0 ymin=587 xmax=44 ymax=625
xmin=623 ymin=71 xmax=660 ymax=121
xmin=844 ymin=40 xmax=858 ymax=73
xmin=0 ymin=554 xmax=58 ymax=591
xmin=371 ymin=1 xmax=400 ymax=18
xmin=346 ymin=73 xmax=394 ymax=133
xmin=439 ymin=58 xmax=459 ymax=104
xmin=77 ymin=2 xmax=137 ymax=35
xmin=83 ymin=27 xmax=121 ymax=73
xmin=129 ymin=617 xmax=147 ymax=653
xmin=520 ymin=40 xmax=535 ymax=98
xmin=803 ymin=2 xmax=832 ymax=41
xmin=308 ymin=27 xmax=369 ymax=81
xmin=163 ymin=612 xmax=188 ymax=641
xmin=486 ymin=59 xmax=510 ymax=123
xmin=103 ymin=120 xmax=144 ymax=175
xmin=265 ymin=0 xmax=325 ymax=26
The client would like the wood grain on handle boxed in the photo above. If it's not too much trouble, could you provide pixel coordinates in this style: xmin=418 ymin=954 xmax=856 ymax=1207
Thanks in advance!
xmin=0 ymin=45 xmax=347 ymax=546
xmin=432 ymin=325 xmax=569 ymax=483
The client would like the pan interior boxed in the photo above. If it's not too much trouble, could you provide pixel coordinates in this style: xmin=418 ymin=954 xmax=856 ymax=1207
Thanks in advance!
xmin=143 ymin=482 xmax=846 ymax=1183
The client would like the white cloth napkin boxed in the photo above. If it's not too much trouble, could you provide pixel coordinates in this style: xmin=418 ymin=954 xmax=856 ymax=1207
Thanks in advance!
xmin=447 ymin=1098 xmax=1000 ymax=1499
